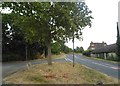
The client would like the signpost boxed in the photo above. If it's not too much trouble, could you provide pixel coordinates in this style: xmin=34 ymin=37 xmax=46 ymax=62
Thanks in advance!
xmin=73 ymin=31 xmax=75 ymax=67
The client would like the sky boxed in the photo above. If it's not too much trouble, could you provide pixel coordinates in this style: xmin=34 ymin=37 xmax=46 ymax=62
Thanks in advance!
xmin=65 ymin=0 xmax=120 ymax=50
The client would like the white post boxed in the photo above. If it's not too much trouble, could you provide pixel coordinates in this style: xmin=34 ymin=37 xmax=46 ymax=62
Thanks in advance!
xmin=26 ymin=45 xmax=30 ymax=69
xmin=104 ymin=53 xmax=107 ymax=60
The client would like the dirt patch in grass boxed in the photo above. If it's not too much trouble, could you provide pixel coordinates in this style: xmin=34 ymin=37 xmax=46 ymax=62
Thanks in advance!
xmin=3 ymin=62 xmax=119 ymax=84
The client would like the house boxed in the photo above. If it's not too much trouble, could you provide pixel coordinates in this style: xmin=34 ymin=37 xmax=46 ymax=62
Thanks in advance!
xmin=91 ymin=43 xmax=117 ymax=59
xmin=88 ymin=41 xmax=107 ymax=50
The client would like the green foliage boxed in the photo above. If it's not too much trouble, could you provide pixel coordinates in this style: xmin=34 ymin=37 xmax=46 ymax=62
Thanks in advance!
xmin=107 ymin=55 xmax=118 ymax=61
xmin=2 ymin=14 xmax=45 ymax=61
xmin=2 ymin=2 xmax=93 ymax=44
xmin=2 ymin=2 xmax=93 ymax=63
xmin=82 ymin=50 xmax=92 ymax=57
xmin=51 ymin=41 xmax=72 ymax=54
xmin=75 ymin=46 xmax=84 ymax=53
xmin=63 ymin=45 xmax=73 ymax=54
xmin=51 ymin=42 xmax=61 ymax=54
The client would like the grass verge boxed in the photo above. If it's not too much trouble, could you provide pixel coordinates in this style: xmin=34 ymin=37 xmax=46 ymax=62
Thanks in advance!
xmin=51 ymin=53 xmax=66 ymax=59
xmin=3 ymin=62 xmax=119 ymax=84
xmin=80 ymin=54 xmax=118 ymax=64
xmin=90 ymin=57 xmax=118 ymax=63
xmin=30 ymin=53 xmax=66 ymax=62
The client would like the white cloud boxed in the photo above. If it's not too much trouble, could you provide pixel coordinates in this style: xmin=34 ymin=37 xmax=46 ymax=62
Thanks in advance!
xmin=65 ymin=0 xmax=119 ymax=50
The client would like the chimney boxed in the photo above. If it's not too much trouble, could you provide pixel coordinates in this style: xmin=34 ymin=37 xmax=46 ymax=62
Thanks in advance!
xmin=91 ymin=41 xmax=93 ymax=43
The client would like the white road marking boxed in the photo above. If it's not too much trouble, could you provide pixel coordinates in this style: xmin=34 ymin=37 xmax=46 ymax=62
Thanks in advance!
xmin=74 ymin=55 xmax=119 ymax=70
xmin=110 ymin=67 xmax=120 ymax=70
xmin=92 ymin=62 xmax=110 ymax=68
xmin=82 ymin=65 xmax=93 ymax=70
xmin=65 ymin=58 xmax=67 ymax=61
xmin=65 ymin=58 xmax=73 ymax=62
xmin=92 ymin=62 xmax=119 ymax=70
xmin=74 ymin=56 xmax=85 ymax=61
xmin=101 ymin=63 xmax=116 ymax=67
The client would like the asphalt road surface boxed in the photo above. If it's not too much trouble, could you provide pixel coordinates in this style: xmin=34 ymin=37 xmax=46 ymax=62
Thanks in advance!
xmin=65 ymin=54 xmax=120 ymax=79
xmin=2 ymin=54 xmax=120 ymax=80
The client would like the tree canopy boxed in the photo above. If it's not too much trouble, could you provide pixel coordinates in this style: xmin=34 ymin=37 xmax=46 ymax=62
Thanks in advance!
xmin=75 ymin=46 xmax=84 ymax=53
xmin=2 ymin=2 xmax=93 ymax=64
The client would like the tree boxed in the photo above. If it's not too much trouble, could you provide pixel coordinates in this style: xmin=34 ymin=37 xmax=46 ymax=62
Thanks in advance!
xmin=82 ymin=50 xmax=92 ymax=57
xmin=2 ymin=13 xmax=27 ymax=61
xmin=2 ymin=2 xmax=93 ymax=65
xmin=75 ymin=46 xmax=84 ymax=53
xmin=116 ymin=22 xmax=120 ymax=61
xmin=64 ymin=46 xmax=73 ymax=54
xmin=2 ymin=14 xmax=45 ymax=61
xmin=51 ymin=42 xmax=61 ymax=54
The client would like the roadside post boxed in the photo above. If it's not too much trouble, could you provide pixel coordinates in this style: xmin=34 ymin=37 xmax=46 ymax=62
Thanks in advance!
xmin=73 ymin=31 xmax=75 ymax=67
xmin=25 ymin=44 xmax=30 ymax=70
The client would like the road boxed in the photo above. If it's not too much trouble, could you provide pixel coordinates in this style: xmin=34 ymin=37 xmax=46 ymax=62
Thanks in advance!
xmin=2 ymin=54 xmax=120 ymax=80
xmin=65 ymin=54 xmax=120 ymax=79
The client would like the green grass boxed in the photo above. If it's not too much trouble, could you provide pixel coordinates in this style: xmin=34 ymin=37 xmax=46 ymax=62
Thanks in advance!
xmin=29 ymin=53 xmax=66 ymax=62
xmin=81 ymin=54 xmax=118 ymax=63
xmin=27 ymin=74 xmax=48 ymax=83
xmin=93 ymin=57 xmax=118 ymax=62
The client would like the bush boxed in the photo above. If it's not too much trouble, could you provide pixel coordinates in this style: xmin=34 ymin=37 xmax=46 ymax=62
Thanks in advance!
xmin=2 ymin=53 xmax=25 ymax=62
xmin=107 ymin=55 xmax=119 ymax=61
xmin=82 ymin=50 xmax=92 ymax=57
xmin=51 ymin=42 xmax=61 ymax=54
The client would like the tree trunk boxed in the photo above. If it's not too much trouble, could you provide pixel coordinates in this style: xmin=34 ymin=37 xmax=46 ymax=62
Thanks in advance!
xmin=46 ymin=30 xmax=52 ymax=65
xmin=44 ymin=46 xmax=48 ymax=58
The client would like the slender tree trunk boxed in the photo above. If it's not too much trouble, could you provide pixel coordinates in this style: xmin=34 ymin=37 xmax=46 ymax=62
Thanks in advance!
xmin=46 ymin=30 xmax=52 ymax=65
